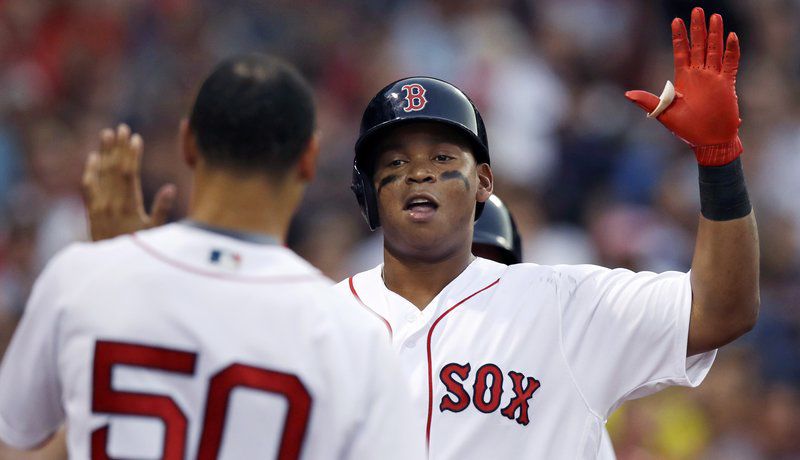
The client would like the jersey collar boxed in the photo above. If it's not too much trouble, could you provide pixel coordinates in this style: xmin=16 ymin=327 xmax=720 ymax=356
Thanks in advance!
xmin=352 ymin=258 xmax=507 ymax=340
xmin=180 ymin=220 xmax=281 ymax=246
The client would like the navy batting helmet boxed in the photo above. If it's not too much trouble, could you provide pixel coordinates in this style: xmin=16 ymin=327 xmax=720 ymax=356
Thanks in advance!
xmin=351 ymin=76 xmax=490 ymax=230
xmin=472 ymin=195 xmax=522 ymax=265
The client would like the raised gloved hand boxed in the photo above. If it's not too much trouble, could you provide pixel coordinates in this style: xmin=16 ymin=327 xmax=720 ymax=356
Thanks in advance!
xmin=625 ymin=7 xmax=742 ymax=166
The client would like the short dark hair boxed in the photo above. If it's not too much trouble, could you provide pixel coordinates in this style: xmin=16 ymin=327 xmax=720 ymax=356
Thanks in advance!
xmin=188 ymin=54 xmax=315 ymax=176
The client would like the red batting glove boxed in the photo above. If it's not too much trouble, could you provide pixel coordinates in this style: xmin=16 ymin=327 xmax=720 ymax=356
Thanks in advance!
xmin=625 ymin=7 xmax=742 ymax=166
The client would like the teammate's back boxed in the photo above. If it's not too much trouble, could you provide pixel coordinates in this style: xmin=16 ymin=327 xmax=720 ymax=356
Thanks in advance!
xmin=0 ymin=223 xmax=422 ymax=459
xmin=0 ymin=53 xmax=425 ymax=459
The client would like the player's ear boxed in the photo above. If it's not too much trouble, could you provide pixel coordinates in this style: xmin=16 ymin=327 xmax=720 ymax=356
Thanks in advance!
xmin=476 ymin=163 xmax=493 ymax=203
xmin=179 ymin=118 xmax=199 ymax=169
xmin=296 ymin=130 xmax=321 ymax=182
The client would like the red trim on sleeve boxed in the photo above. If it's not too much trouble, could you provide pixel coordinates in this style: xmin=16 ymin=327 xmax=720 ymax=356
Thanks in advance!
xmin=425 ymin=278 xmax=500 ymax=447
xmin=349 ymin=277 xmax=393 ymax=338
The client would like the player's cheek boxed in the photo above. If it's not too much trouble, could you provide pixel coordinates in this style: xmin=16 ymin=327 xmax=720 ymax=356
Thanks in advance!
xmin=376 ymin=188 xmax=402 ymax=218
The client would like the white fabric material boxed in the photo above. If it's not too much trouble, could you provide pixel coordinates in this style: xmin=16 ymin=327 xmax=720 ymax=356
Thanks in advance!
xmin=0 ymin=224 xmax=424 ymax=459
xmin=599 ymin=428 xmax=617 ymax=459
xmin=647 ymin=80 xmax=676 ymax=118
xmin=336 ymin=257 xmax=715 ymax=459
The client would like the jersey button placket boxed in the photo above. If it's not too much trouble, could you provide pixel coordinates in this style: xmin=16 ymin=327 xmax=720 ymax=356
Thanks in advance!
xmin=398 ymin=315 xmax=427 ymax=349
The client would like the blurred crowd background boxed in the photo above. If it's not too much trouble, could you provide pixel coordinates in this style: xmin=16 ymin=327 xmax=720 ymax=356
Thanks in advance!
xmin=0 ymin=0 xmax=798 ymax=458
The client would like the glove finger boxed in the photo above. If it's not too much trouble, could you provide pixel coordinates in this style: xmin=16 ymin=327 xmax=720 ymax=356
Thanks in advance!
xmin=689 ymin=7 xmax=707 ymax=68
xmin=624 ymin=90 xmax=660 ymax=113
xmin=706 ymin=13 xmax=724 ymax=72
xmin=722 ymin=32 xmax=740 ymax=82
xmin=671 ymin=18 xmax=690 ymax=70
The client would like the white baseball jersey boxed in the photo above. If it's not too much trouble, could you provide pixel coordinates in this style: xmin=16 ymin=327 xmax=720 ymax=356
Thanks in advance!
xmin=0 ymin=223 xmax=425 ymax=460
xmin=335 ymin=257 xmax=716 ymax=459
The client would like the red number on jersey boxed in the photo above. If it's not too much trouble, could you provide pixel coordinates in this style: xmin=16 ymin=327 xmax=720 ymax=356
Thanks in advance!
xmin=91 ymin=341 xmax=196 ymax=460
xmin=197 ymin=364 xmax=311 ymax=460
xmin=91 ymin=340 xmax=312 ymax=460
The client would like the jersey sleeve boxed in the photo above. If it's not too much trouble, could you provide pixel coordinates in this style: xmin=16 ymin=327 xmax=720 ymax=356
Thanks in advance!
xmin=0 ymin=246 xmax=75 ymax=449
xmin=556 ymin=265 xmax=716 ymax=419
xmin=342 ymin=325 xmax=426 ymax=460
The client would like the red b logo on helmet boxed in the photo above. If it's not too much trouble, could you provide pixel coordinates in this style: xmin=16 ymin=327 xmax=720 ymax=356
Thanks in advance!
xmin=402 ymin=84 xmax=427 ymax=112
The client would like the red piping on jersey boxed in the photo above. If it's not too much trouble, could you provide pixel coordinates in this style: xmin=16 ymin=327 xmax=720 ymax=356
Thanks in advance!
xmin=348 ymin=277 xmax=393 ymax=338
xmin=131 ymin=234 xmax=322 ymax=284
xmin=426 ymin=278 xmax=500 ymax=447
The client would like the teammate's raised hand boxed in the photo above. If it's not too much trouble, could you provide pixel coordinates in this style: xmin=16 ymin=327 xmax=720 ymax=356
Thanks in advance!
xmin=625 ymin=7 xmax=743 ymax=166
xmin=82 ymin=124 xmax=176 ymax=241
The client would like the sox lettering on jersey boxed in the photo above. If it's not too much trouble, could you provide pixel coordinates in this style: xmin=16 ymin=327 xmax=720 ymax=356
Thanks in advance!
xmin=402 ymin=84 xmax=427 ymax=112
xmin=439 ymin=363 xmax=471 ymax=413
xmin=500 ymin=371 xmax=540 ymax=426
xmin=439 ymin=362 xmax=541 ymax=426
xmin=472 ymin=364 xmax=504 ymax=413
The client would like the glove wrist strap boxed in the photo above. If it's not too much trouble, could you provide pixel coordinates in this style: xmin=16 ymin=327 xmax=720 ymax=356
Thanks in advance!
xmin=698 ymin=157 xmax=752 ymax=221
xmin=693 ymin=137 xmax=743 ymax=166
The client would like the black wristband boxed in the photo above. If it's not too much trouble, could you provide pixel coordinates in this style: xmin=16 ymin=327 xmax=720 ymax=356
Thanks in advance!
xmin=698 ymin=157 xmax=752 ymax=221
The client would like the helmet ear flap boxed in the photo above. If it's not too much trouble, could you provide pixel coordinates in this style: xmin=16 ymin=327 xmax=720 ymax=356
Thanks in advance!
xmin=472 ymin=195 xmax=522 ymax=264
xmin=475 ymin=201 xmax=485 ymax=221
xmin=351 ymin=163 xmax=380 ymax=231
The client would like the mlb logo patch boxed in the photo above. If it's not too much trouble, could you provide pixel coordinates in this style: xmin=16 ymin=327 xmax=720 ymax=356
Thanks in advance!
xmin=209 ymin=248 xmax=242 ymax=271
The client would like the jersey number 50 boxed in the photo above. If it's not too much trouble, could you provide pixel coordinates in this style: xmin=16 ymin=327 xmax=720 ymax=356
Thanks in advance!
xmin=90 ymin=340 xmax=311 ymax=460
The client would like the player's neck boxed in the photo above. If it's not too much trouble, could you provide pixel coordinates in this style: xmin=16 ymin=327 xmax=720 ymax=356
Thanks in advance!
xmin=188 ymin=168 xmax=301 ymax=243
xmin=382 ymin=246 xmax=475 ymax=311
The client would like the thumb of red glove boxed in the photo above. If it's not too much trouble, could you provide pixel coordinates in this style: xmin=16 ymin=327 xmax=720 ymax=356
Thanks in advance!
xmin=624 ymin=91 xmax=661 ymax=114
xmin=626 ymin=9 xmax=743 ymax=166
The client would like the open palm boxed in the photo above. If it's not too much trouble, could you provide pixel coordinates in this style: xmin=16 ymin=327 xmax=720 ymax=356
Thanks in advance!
xmin=626 ymin=8 xmax=742 ymax=166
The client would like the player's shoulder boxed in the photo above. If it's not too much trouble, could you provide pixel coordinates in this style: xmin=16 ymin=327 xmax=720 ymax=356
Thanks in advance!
xmin=59 ymin=224 xmax=181 ymax=261
xmin=305 ymin=282 xmax=391 ymax=347
xmin=333 ymin=276 xmax=352 ymax=293
xmin=509 ymin=262 xmax=688 ymax=292
xmin=41 ymin=231 xmax=139 ymax=277
xmin=493 ymin=259 xmax=563 ymax=280
xmin=334 ymin=264 xmax=383 ymax=296
xmin=533 ymin=262 xmax=610 ymax=280
xmin=331 ymin=279 xmax=352 ymax=303
xmin=497 ymin=261 xmax=618 ymax=291
xmin=22 ymin=234 xmax=139 ymax=316
xmin=332 ymin=266 xmax=396 ymax=336
xmin=46 ymin=225 xmax=190 ymax=277
xmin=130 ymin=223 xmax=328 ymax=281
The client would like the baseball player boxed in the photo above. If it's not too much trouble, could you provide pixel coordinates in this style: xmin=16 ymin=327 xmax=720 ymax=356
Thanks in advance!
xmin=342 ymin=7 xmax=757 ymax=458
xmin=75 ymin=8 xmax=758 ymax=459
xmin=0 ymin=54 xmax=424 ymax=459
